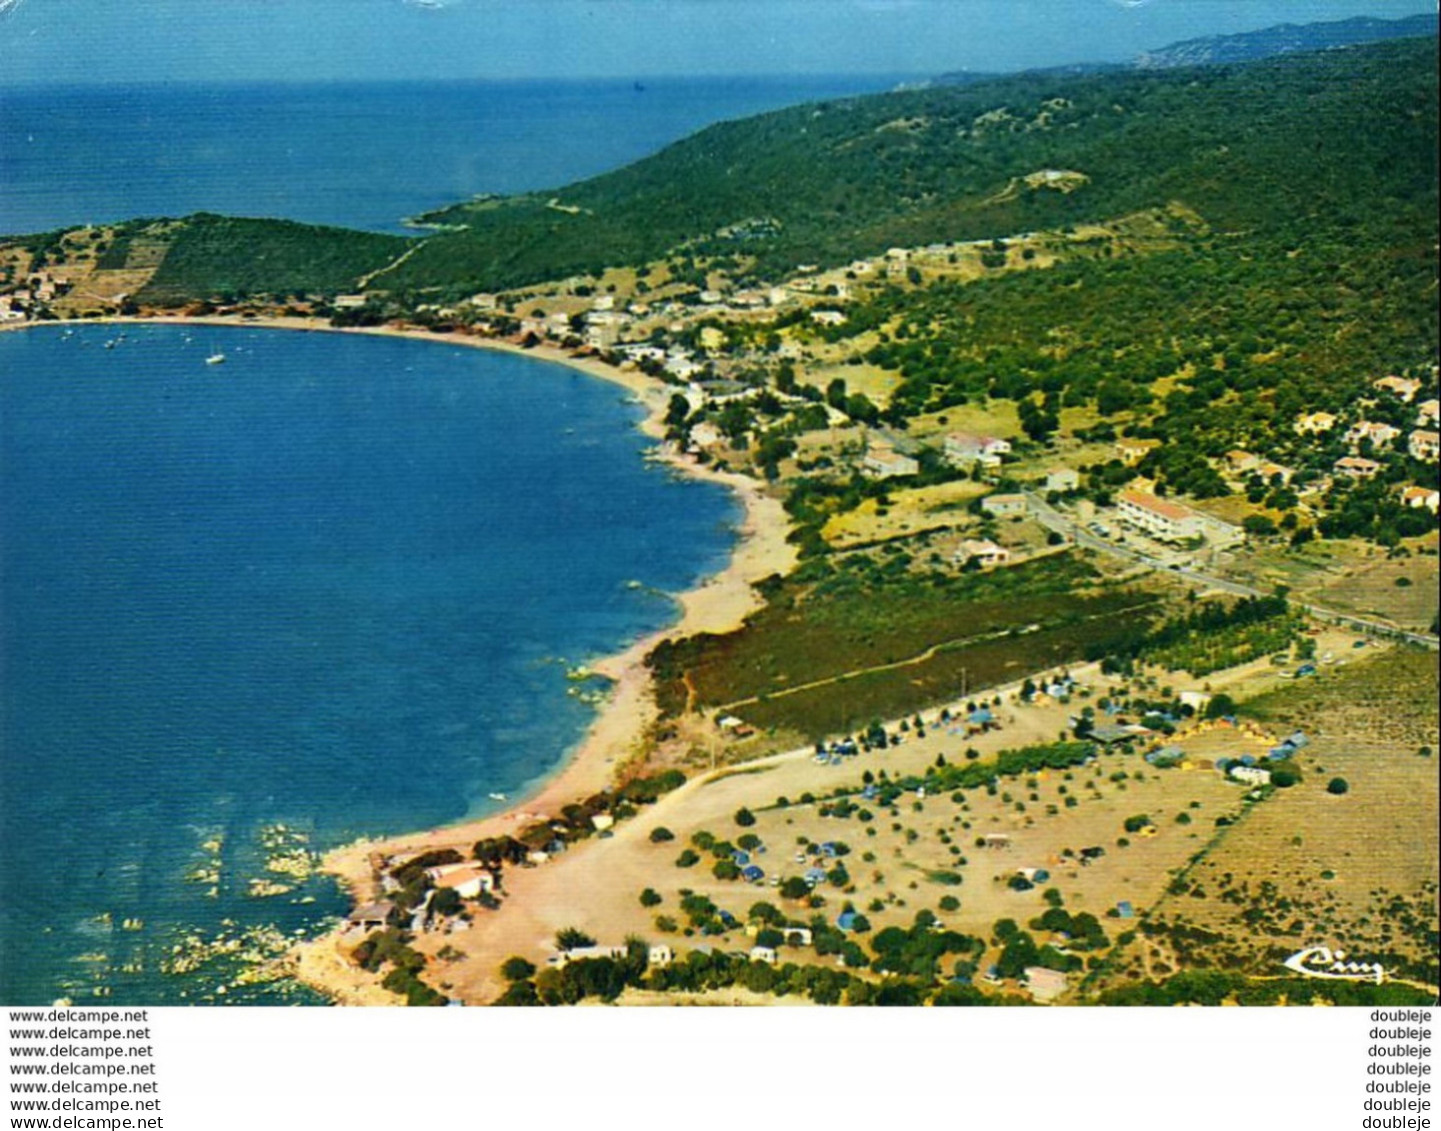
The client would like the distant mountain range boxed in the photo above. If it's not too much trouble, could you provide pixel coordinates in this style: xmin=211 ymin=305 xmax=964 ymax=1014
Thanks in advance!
xmin=928 ymin=11 xmax=1437 ymax=87
xmin=1134 ymin=11 xmax=1438 ymax=69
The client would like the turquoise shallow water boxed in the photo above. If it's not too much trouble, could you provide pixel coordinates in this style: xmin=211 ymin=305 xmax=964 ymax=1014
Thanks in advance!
xmin=0 ymin=323 xmax=738 ymax=1004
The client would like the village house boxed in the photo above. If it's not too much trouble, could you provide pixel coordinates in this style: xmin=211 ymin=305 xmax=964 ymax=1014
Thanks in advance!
xmin=1115 ymin=489 xmax=1205 ymax=543
xmin=1407 ymin=430 xmax=1439 ymax=462
xmin=1178 ymin=690 xmax=1213 ymax=713
xmin=955 ymin=538 xmax=1011 ymax=568
xmin=944 ymin=431 xmax=1011 ymax=468
xmin=1375 ymin=375 xmax=1422 ymax=402
xmin=332 ymin=294 xmax=368 ymax=310
xmin=1224 ymin=450 xmax=1261 ymax=475
xmin=980 ymin=493 xmax=1028 ymax=518
xmin=749 ymin=946 xmax=778 ymax=964
xmin=1417 ymin=399 xmax=1439 ymax=427
xmin=861 ymin=441 xmax=919 ymax=480
xmin=1115 ymin=437 xmax=1161 ymax=466
xmin=1334 ymin=456 xmax=1382 ymax=479
xmin=1044 ymin=467 xmax=1080 ymax=493
xmin=1254 ymin=460 xmax=1295 ymax=485
xmin=809 ymin=309 xmax=846 ymax=327
xmin=647 ymin=945 xmax=673 ymax=967
xmin=1345 ymin=420 xmax=1401 ymax=451
xmin=1400 ymin=486 xmax=1440 ymax=513
xmin=1295 ymin=411 xmax=1339 ymax=435
xmin=549 ymin=944 xmax=630 ymax=968
xmin=1230 ymin=765 xmax=1272 ymax=787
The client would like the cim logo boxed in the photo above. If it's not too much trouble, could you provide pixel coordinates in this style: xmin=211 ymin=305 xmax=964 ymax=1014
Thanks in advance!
xmin=1283 ymin=945 xmax=1387 ymax=985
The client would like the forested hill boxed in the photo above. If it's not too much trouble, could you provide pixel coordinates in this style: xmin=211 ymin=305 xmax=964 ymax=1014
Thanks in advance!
xmin=1134 ymin=11 xmax=1438 ymax=68
xmin=112 ymin=34 xmax=1437 ymax=304
xmin=379 ymin=36 xmax=1438 ymax=297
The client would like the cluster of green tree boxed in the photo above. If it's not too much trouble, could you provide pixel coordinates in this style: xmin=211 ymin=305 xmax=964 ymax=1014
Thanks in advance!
xmin=471 ymin=767 xmax=687 ymax=868
xmin=1029 ymin=906 xmax=1110 ymax=951
xmin=867 ymin=913 xmax=982 ymax=978
xmin=135 ymin=214 xmax=406 ymax=304
xmin=866 ymin=741 xmax=1096 ymax=807
xmin=498 ymin=938 xmax=1018 ymax=1006
xmin=351 ymin=928 xmax=447 ymax=1006
xmin=991 ymin=917 xmax=1080 ymax=978
xmin=1088 ymin=594 xmax=1300 ymax=676
xmin=1096 ymin=969 xmax=1434 ymax=1006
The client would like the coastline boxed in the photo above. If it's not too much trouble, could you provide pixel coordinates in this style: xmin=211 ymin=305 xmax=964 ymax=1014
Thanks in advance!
xmin=1 ymin=314 xmax=798 ymax=999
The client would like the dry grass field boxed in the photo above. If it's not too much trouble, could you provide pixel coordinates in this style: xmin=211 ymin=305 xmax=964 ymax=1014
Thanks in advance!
xmin=1093 ymin=647 xmax=1439 ymax=994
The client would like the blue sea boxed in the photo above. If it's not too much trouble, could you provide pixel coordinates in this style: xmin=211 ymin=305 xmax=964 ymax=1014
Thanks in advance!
xmin=0 ymin=323 xmax=741 ymax=1004
xmin=1 ymin=75 xmax=907 ymax=235
xmin=0 ymin=74 xmax=915 ymax=1004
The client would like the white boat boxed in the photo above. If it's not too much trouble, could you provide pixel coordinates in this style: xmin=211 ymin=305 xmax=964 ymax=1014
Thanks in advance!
xmin=488 ymin=792 xmax=507 ymax=802
xmin=205 ymin=353 xmax=226 ymax=365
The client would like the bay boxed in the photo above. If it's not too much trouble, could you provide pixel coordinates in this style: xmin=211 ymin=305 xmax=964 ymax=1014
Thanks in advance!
xmin=0 ymin=323 xmax=738 ymax=1003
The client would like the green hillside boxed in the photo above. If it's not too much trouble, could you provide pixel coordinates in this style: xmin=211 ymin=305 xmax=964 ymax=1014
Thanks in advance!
xmin=373 ymin=36 xmax=1436 ymax=296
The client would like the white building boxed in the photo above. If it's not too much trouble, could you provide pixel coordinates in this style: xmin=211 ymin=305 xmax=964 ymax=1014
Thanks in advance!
xmin=862 ymin=442 xmax=919 ymax=479
xmin=1408 ymin=430 xmax=1439 ymax=462
xmin=944 ymin=432 xmax=1011 ymax=468
xmin=1230 ymin=766 xmax=1272 ymax=787
xmin=1044 ymin=468 xmax=1080 ymax=493
xmin=980 ymin=493 xmax=1028 ymax=518
xmin=955 ymin=539 xmax=1011 ymax=568
xmin=1115 ymin=489 xmax=1205 ymax=543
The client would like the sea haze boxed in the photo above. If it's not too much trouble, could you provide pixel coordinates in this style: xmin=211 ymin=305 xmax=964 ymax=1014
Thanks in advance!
xmin=0 ymin=75 xmax=907 ymax=235
xmin=0 ymin=324 xmax=739 ymax=1004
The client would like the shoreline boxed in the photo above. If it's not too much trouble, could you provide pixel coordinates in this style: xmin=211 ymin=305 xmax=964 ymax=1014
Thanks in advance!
xmin=3 ymin=314 xmax=798 ymax=997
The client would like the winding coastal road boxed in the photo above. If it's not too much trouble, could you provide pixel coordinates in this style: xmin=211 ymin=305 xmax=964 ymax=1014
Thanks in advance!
xmin=1021 ymin=490 xmax=1439 ymax=651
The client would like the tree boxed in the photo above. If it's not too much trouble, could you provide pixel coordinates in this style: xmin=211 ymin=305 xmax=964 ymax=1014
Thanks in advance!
xmin=500 ymin=956 xmax=536 ymax=981
xmin=1326 ymin=777 xmax=1350 ymax=795
xmin=429 ymin=887 xmax=463 ymax=918
xmin=781 ymin=877 xmax=811 ymax=900
xmin=555 ymin=927 xmax=596 ymax=951
xmin=734 ymin=807 xmax=757 ymax=827
xmin=675 ymin=849 xmax=700 ymax=868
xmin=648 ymin=826 xmax=675 ymax=843
xmin=639 ymin=888 xmax=663 ymax=907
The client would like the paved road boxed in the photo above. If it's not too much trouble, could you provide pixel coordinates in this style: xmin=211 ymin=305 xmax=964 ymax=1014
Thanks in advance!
xmin=1021 ymin=490 xmax=1439 ymax=651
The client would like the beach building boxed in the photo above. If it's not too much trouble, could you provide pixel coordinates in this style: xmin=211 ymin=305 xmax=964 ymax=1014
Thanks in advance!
xmin=1044 ymin=467 xmax=1080 ymax=493
xmin=1408 ymin=430 xmax=1439 ymax=461
xmin=1115 ymin=489 xmax=1204 ymax=543
xmin=955 ymin=539 xmax=1011 ymax=568
xmin=1334 ymin=456 xmax=1382 ymax=479
xmin=980 ymin=493 xmax=1028 ymax=518
xmin=944 ymin=431 xmax=1011 ymax=467
xmin=861 ymin=441 xmax=919 ymax=480
xmin=424 ymin=863 xmax=496 ymax=898
xmin=345 ymin=901 xmax=400 ymax=933
xmin=1023 ymin=967 xmax=1068 ymax=1003
xmin=1295 ymin=411 xmax=1339 ymax=435
xmin=333 ymin=294 xmax=368 ymax=310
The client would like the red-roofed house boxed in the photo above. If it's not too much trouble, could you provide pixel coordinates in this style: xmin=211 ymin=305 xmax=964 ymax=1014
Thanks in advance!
xmin=1408 ymin=430 xmax=1439 ymax=462
xmin=1116 ymin=489 xmax=1204 ymax=543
